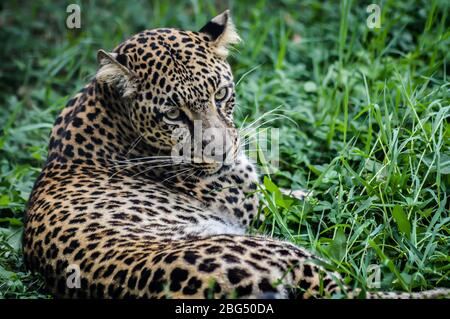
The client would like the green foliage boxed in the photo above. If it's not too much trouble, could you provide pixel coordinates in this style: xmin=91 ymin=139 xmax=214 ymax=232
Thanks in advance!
xmin=0 ymin=0 xmax=449 ymax=298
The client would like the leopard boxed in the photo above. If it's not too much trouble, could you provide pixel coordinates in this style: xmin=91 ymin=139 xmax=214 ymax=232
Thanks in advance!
xmin=23 ymin=10 xmax=449 ymax=299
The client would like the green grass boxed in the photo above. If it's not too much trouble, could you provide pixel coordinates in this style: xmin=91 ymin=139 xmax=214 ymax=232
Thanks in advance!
xmin=0 ymin=0 xmax=449 ymax=298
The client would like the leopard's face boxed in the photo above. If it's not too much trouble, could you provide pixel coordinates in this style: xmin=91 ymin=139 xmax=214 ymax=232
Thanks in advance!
xmin=96 ymin=11 xmax=241 ymax=174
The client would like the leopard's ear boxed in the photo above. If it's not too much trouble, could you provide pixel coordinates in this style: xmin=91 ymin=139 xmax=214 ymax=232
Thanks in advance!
xmin=96 ymin=49 xmax=138 ymax=98
xmin=199 ymin=10 xmax=241 ymax=58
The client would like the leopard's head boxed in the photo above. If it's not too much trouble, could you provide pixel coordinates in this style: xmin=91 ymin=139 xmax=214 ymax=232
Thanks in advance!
xmin=96 ymin=10 xmax=241 ymax=175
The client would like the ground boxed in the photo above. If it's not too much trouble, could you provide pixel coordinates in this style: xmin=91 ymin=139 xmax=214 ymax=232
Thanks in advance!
xmin=0 ymin=0 xmax=449 ymax=298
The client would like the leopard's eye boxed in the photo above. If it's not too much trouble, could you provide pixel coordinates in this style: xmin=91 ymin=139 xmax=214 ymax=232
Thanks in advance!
xmin=214 ymin=87 xmax=229 ymax=103
xmin=166 ymin=109 xmax=180 ymax=120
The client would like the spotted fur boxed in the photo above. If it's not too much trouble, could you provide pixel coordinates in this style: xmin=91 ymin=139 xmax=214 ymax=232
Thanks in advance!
xmin=23 ymin=11 xmax=449 ymax=299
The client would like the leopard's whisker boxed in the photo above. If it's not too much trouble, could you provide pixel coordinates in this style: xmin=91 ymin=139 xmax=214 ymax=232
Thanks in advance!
xmin=240 ymin=114 xmax=296 ymax=136
xmin=238 ymin=105 xmax=284 ymax=131
xmin=124 ymin=135 xmax=143 ymax=157
xmin=111 ymin=155 xmax=183 ymax=164
xmin=128 ymin=162 xmax=190 ymax=179
xmin=114 ymin=162 xmax=174 ymax=173
xmin=110 ymin=157 xmax=175 ymax=167
xmin=239 ymin=129 xmax=271 ymax=141
xmin=111 ymin=160 xmax=175 ymax=170
xmin=239 ymin=135 xmax=270 ymax=143
xmin=181 ymin=168 xmax=198 ymax=183
xmin=161 ymin=167 xmax=193 ymax=183
xmin=109 ymin=160 xmax=184 ymax=180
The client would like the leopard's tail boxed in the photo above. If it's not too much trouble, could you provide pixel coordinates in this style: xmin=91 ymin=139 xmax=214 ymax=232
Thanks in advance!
xmin=349 ymin=288 xmax=450 ymax=299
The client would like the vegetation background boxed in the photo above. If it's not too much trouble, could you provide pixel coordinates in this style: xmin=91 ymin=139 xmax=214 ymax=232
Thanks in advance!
xmin=0 ymin=0 xmax=449 ymax=298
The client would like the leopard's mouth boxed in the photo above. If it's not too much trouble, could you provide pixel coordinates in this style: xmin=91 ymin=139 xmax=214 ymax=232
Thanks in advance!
xmin=176 ymin=142 xmax=237 ymax=176
xmin=191 ymin=161 xmax=234 ymax=177
xmin=164 ymin=138 xmax=238 ymax=178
